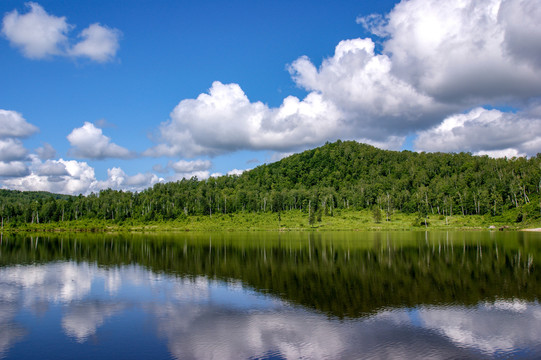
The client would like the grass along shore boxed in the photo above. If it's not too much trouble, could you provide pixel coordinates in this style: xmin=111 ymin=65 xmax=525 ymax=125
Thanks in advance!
xmin=2 ymin=208 xmax=540 ymax=233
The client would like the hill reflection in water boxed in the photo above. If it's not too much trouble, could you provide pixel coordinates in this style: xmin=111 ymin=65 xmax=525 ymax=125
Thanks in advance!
xmin=0 ymin=231 xmax=540 ymax=359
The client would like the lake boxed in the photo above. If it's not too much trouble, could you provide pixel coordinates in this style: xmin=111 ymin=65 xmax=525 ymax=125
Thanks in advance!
xmin=0 ymin=231 xmax=540 ymax=359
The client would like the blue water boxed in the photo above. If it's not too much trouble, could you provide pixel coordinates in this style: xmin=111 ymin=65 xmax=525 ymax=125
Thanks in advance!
xmin=0 ymin=231 xmax=540 ymax=359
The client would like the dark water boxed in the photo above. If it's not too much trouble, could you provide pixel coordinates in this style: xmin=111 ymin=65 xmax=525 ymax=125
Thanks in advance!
xmin=1 ymin=231 xmax=540 ymax=359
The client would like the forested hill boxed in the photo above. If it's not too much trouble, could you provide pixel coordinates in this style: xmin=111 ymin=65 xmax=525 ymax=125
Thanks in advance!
xmin=0 ymin=189 xmax=71 ymax=205
xmin=1 ymin=140 xmax=541 ymax=225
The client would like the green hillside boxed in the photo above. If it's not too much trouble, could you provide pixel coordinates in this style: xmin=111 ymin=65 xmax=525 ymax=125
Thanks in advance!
xmin=1 ymin=140 xmax=540 ymax=229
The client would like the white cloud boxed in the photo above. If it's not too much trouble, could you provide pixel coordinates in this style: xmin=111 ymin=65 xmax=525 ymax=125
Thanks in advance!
xmin=168 ymin=171 xmax=211 ymax=182
xmin=139 ymin=0 xmax=536 ymax=161
xmin=141 ymin=0 xmax=541 ymax=159
xmin=146 ymin=37 xmax=454 ymax=158
xmin=289 ymin=38 xmax=448 ymax=133
xmin=414 ymin=107 xmax=541 ymax=157
xmin=207 ymin=168 xmax=246 ymax=178
xmin=144 ymin=81 xmax=345 ymax=157
xmin=1 ymin=2 xmax=69 ymax=59
xmin=0 ymin=110 xmax=39 ymax=138
xmin=35 ymin=142 xmax=56 ymax=160
xmin=2 ymin=159 xmax=97 ymax=194
xmin=356 ymin=14 xmax=388 ymax=37
xmin=375 ymin=0 xmax=541 ymax=104
xmin=0 ymin=138 xmax=28 ymax=162
xmin=499 ymin=0 xmax=541 ymax=69
xmin=227 ymin=169 xmax=245 ymax=176
xmin=68 ymin=23 xmax=121 ymax=62
xmin=1 ymin=3 xmax=120 ymax=62
xmin=2 ymin=157 xmax=160 ymax=195
xmin=474 ymin=148 xmax=524 ymax=159
xmin=149 ymin=159 xmax=213 ymax=181
xmin=169 ymin=159 xmax=212 ymax=173
xmin=96 ymin=167 xmax=161 ymax=192
xmin=67 ymin=122 xmax=133 ymax=160
xmin=35 ymin=160 xmax=69 ymax=176
xmin=0 ymin=161 xmax=29 ymax=178
xmin=2 ymin=0 xmax=540 ymax=190
xmin=357 ymin=136 xmax=405 ymax=151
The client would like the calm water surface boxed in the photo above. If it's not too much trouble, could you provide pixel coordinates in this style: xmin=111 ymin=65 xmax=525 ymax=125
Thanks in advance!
xmin=1 ymin=231 xmax=540 ymax=359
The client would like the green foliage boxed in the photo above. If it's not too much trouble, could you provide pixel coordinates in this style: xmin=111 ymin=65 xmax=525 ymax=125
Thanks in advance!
xmin=308 ymin=208 xmax=316 ymax=226
xmin=372 ymin=207 xmax=382 ymax=223
xmin=1 ymin=141 xmax=541 ymax=229
xmin=316 ymin=208 xmax=322 ymax=223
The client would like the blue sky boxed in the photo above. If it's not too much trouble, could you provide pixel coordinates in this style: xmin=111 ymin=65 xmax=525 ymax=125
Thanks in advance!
xmin=1 ymin=0 xmax=540 ymax=195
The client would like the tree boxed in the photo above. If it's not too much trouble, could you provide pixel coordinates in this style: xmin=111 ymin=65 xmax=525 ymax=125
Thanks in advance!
xmin=308 ymin=200 xmax=315 ymax=226
xmin=373 ymin=207 xmax=382 ymax=223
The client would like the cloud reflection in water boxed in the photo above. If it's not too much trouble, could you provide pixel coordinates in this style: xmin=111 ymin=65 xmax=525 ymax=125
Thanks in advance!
xmin=0 ymin=262 xmax=539 ymax=359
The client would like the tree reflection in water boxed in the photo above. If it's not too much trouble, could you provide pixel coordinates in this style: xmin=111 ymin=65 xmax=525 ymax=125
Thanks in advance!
xmin=0 ymin=231 xmax=539 ymax=359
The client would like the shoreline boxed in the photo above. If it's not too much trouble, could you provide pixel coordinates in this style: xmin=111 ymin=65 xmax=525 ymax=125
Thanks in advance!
xmin=1 ymin=210 xmax=540 ymax=233
xmin=3 ymin=225 xmax=541 ymax=234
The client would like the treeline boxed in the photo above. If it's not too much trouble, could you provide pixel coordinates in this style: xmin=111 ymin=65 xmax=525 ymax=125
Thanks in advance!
xmin=1 ymin=141 xmax=541 ymax=226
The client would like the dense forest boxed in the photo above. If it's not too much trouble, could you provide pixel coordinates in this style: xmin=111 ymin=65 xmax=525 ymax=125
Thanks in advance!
xmin=1 ymin=141 xmax=541 ymax=227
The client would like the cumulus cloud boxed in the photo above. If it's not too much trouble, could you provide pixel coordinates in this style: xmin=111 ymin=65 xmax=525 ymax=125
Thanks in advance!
xmin=0 ymin=139 xmax=28 ymax=162
xmin=35 ymin=142 xmax=56 ymax=160
xmin=2 ymin=157 xmax=160 ymax=195
xmin=68 ymin=23 xmax=121 ymax=62
xmin=499 ymin=0 xmax=541 ymax=69
xmin=207 ymin=168 xmax=247 ymax=178
xmin=227 ymin=169 xmax=245 ymax=176
xmin=169 ymin=159 xmax=212 ymax=173
xmin=166 ymin=159 xmax=213 ymax=181
xmin=144 ymin=0 xmax=541 ymax=159
xmin=0 ymin=161 xmax=29 ymax=178
xmin=0 ymin=110 xmax=38 ymax=178
xmin=414 ymin=107 xmax=541 ymax=157
xmin=356 ymin=14 xmax=388 ymax=37
xmin=2 ymin=158 xmax=97 ymax=194
xmin=0 ymin=110 xmax=39 ymax=138
xmin=1 ymin=2 xmax=120 ymax=62
xmin=289 ymin=38 xmax=449 ymax=134
xmin=2 ymin=0 xmax=540 ymax=192
xmin=67 ymin=122 xmax=134 ymax=160
xmin=146 ymin=39 xmax=445 ymax=157
xmin=35 ymin=160 xmax=69 ymax=177
xmin=149 ymin=159 xmax=213 ymax=181
xmin=96 ymin=167 xmax=161 ymax=192
xmin=144 ymin=81 xmax=346 ymax=157
xmin=1 ymin=2 xmax=69 ymax=58
xmin=372 ymin=0 xmax=541 ymax=104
